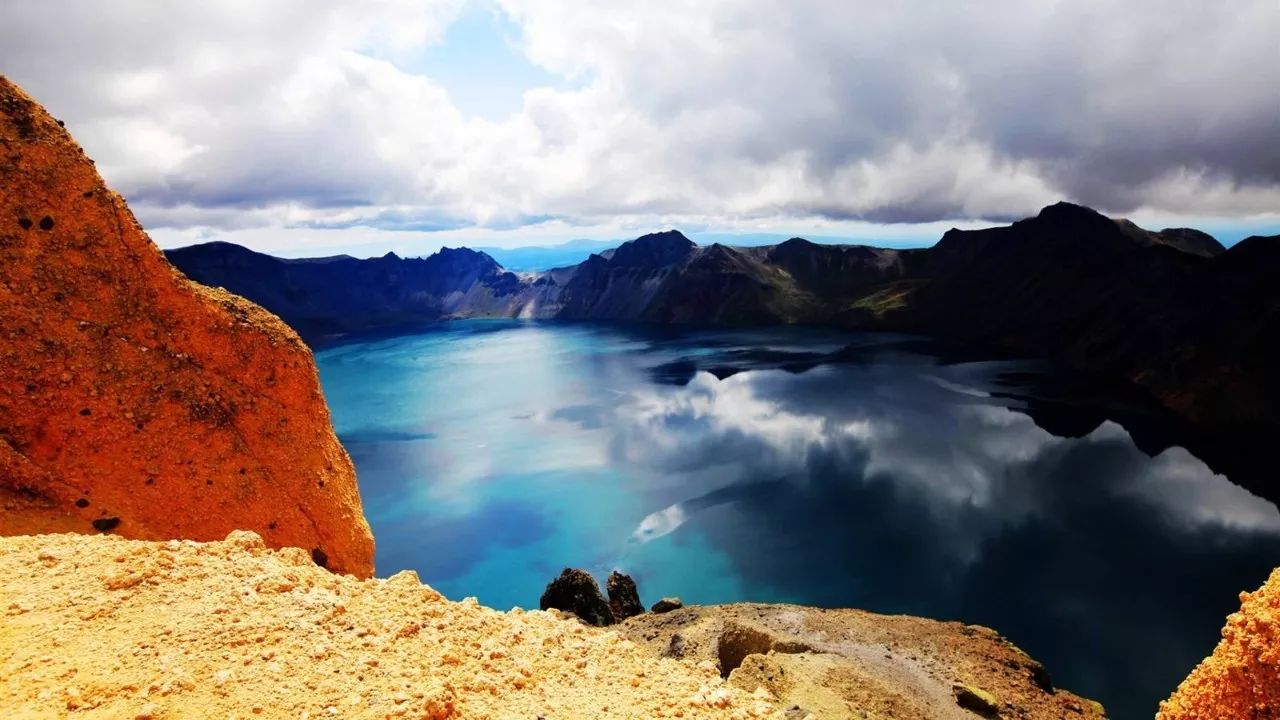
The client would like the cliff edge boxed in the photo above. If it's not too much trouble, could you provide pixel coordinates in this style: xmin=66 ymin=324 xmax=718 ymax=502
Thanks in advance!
xmin=620 ymin=604 xmax=1105 ymax=720
xmin=1158 ymin=568 xmax=1280 ymax=719
xmin=0 ymin=76 xmax=373 ymax=577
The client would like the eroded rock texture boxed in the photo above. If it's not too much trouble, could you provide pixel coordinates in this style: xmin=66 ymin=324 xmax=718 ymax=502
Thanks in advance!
xmin=620 ymin=604 xmax=1104 ymax=720
xmin=608 ymin=570 xmax=645 ymax=622
xmin=0 ymin=532 xmax=780 ymax=720
xmin=1159 ymin=568 xmax=1280 ymax=719
xmin=540 ymin=568 xmax=616 ymax=626
xmin=0 ymin=76 xmax=373 ymax=577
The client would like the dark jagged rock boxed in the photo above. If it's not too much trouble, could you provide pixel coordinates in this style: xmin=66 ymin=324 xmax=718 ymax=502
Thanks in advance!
xmin=606 ymin=570 xmax=644 ymax=621
xmin=539 ymin=568 xmax=615 ymax=626
xmin=91 ymin=517 xmax=120 ymax=532
xmin=607 ymin=230 xmax=696 ymax=267
xmin=651 ymin=597 xmax=684 ymax=614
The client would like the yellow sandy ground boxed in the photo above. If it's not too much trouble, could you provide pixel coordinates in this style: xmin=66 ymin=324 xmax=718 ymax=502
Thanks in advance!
xmin=0 ymin=531 xmax=781 ymax=720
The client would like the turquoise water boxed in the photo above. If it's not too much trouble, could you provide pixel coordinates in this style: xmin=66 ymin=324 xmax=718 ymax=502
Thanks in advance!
xmin=316 ymin=319 xmax=1280 ymax=720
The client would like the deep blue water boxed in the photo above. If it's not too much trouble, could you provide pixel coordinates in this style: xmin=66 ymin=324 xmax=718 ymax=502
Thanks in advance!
xmin=315 ymin=320 xmax=1280 ymax=720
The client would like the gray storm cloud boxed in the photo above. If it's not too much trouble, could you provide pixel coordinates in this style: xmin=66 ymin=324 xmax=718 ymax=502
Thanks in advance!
xmin=1 ymin=0 xmax=1276 ymax=242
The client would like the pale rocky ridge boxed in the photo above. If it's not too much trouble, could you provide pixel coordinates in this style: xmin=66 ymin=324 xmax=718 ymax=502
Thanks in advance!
xmin=0 ymin=532 xmax=781 ymax=720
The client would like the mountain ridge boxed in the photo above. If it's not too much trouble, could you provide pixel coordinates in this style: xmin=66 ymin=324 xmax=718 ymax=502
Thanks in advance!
xmin=167 ymin=203 xmax=1280 ymax=502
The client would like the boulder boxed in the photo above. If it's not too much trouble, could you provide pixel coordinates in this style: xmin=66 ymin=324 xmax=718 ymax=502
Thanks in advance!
xmin=953 ymin=684 xmax=1000 ymax=717
xmin=607 ymin=570 xmax=644 ymax=621
xmin=539 ymin=568 xmax=615 ymax=626
xmin=651 ymin=597 xmax=684 ymax=614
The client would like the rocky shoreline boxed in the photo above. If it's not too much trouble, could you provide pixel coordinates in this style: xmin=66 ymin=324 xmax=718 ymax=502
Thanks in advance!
xmin=538 ymin=567 xmax=1104 ymax=719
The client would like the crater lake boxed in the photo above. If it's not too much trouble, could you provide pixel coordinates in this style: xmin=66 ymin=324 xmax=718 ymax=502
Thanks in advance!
xmin=315 ymin=319 xmax=1280 ymax=720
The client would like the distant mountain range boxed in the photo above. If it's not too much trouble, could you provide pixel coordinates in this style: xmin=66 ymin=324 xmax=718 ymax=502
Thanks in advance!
xmin=472 ymin=233 xmax=918 ymax=271
xmin=471 ymin=238 xmax=619 ymax=271
xmin=166 ymin=202 xmax=1280 ymax=501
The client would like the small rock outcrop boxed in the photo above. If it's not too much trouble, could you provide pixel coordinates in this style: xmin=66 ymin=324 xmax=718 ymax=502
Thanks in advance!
xmin=607 ymin=570 xmax=645 ymax=621
xmin=1158 ymin=567 xmax=1280 ymax=719
xmin=619 ymin=604 xmax=1105 ymax=720
xmin=653 ymin=597 xmax=685 ymax=613
xmin=953 ymin=684 xmax=1000 ymax=717
xmin=0 ymin=77 xmax=373 ymax=577
xmin=539 ymin=568 xmax=616 ymax=626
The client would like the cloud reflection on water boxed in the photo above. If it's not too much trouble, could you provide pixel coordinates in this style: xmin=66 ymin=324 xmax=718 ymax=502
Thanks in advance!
xmin=590 ymin=364 xmax=1280 ymax=720
xmin=322 ymin=322 xmax=1280 ymax=720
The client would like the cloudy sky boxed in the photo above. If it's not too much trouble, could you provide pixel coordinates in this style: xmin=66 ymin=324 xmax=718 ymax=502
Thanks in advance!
xmin=2 ymin=0 xmax=1277 ymax=256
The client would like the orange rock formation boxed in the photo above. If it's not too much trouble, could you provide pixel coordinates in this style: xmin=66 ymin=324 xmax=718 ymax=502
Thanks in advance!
xmin=1158 ymin=567 xmax=1280 ymax=719
xmin=0 ymin=76 xmax=374 ymax=577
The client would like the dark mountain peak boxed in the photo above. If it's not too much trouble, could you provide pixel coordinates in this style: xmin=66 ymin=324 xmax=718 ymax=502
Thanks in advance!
xmin=636 ymin=229 xmax=692 ymax=244
xmin=166 ymin=242 xmax=362 ymax=269
xmin=164 ymin=242 xmax=287 ymax=273
xmin=1152 ymin=227 xmax=1225 ymax=258
xmin=766 ymin=237 xmax=824 ymax=263
xmin=283 ymin=254 xmax=358 ymax=265
xmin=1233 ymin=233 xmax=1280 ymax=250
xmin=1114 ymin=219 xmax=1225 ymax=258
xmin=186 ymin=240 xmax=247 ymax=251
xmin=1037 ymin=200 xmax=1101 ymax=218
xmin=696 ymin=243 xmax=744 ymax=266
xmin=437 ymin=246 xmax=481 ymax=258
xmin=776 ymin=237 xmax=818 ymax=251
xmin=610 ymin=230 xmax=696 ymax=267
xmin=1218 ymin=233 xmax=1280 ymax=270
xmin=381 ymin=251 xmax=401 ymax=261
xmin=168 ymin=240 xmax=270 ymax=260
xmin=432 ymin=246 xmax=502 ymax=269
xmin=931 ymin=202 xmax=1134 ymax=268
xmin=1031 ymin=201 xmax=1113 ymax=230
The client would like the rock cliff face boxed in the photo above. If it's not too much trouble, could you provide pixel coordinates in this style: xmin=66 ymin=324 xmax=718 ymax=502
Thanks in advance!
xmin=0 ymin=77 xmax=373 ymax=577
xmin=1158 ymin=568 xmax=1280 ymax=719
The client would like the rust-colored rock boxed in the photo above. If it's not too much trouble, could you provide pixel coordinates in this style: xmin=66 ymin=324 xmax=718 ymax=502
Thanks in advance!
xmin=0 ymin=76 xmax=373 ymax=577
xmin=1158 ymin=567 xmax=1280 ymax=719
